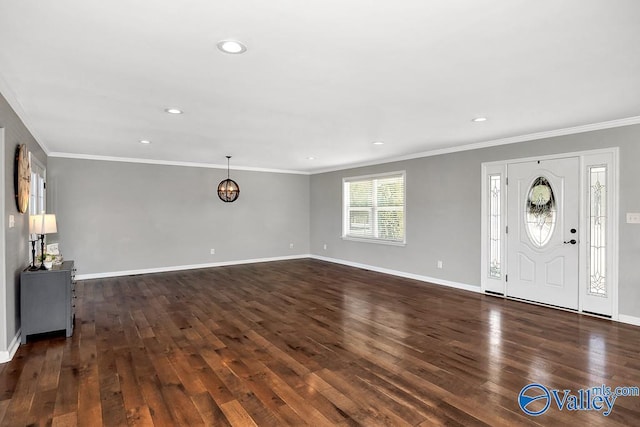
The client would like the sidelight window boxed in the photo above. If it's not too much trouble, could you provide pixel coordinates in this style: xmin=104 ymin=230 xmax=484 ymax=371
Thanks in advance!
xmin=588 ymin=166 xmax=607 ymax=296
xmin=489 ymin=175 xmax=501 ymax=278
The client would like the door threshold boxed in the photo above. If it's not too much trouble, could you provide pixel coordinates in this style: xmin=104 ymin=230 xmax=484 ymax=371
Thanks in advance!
xmin=507 ymin=295 xmax=577 ymax=312
xmin=497 ymin=295 xmax=612 ymax=320
xmin=484 ymin=290 xmax=504 ymax=296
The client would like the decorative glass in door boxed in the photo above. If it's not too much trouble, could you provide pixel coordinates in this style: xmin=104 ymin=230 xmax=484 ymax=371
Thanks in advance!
xmin=524 ymin=176 xmax=556 ymax=248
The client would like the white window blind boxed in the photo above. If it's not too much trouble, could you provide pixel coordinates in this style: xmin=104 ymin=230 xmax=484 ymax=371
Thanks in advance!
xmin=343 ymin=171 xmax=405 ymax=243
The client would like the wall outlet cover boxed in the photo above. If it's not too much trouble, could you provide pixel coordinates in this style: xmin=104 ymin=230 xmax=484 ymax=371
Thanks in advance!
xmin=627 ymin=213 xmax=640 ymax=224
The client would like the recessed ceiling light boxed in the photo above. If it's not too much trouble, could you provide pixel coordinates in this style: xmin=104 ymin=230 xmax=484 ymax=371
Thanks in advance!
xmin=306 ymin=156 xmax=316 ymax=160
xmin=217 ymin=40 xmax=247 ymax=54
xmin=372 ymin=141 xmax=385 ymax=145
xmin=139 ymin=140 xmax=151 ymax=144
xmin=165 ymin=108 xmax=183 ymax=114
xmin=472 ymin=117 xmax=487 ymax=122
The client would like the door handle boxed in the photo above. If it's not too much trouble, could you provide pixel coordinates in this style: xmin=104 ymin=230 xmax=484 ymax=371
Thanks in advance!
xmin=563 ymin=239 xmax=577 ymax=245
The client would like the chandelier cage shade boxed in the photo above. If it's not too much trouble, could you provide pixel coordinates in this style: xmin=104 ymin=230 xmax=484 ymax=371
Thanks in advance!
xmin=217 ymin=156 xmax=240 ymax=202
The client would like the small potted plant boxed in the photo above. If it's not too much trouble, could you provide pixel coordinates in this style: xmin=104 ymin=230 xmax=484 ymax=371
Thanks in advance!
xmin=38 ymin=253 xmax=54 ymax=269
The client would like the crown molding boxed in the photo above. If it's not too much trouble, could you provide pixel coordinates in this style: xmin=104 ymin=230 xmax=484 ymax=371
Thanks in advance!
xmin=309 ymin=115 xmax=640 ymax=174
xmin=47 ymin=152 xmax=311 ymax=175
xmin=51 ymin=113 xmax=640 ymax=176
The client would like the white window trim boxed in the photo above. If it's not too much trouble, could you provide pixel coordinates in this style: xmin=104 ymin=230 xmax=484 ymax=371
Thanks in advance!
xmin=29 ymin=153 xmax=46 ymax=214
xmin=342 ymin=170 xmax=407 ymax=246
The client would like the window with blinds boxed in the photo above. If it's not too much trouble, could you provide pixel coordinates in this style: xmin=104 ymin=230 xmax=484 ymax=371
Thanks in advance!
xmin=342 ymin=171 xmax=406 ymax=244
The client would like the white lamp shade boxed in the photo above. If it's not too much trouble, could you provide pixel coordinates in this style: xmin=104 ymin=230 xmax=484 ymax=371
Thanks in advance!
xmin=29 ymin=214 xmax=57 ymax=234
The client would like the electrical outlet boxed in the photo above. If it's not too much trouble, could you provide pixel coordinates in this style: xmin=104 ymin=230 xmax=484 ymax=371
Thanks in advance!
xmin=437 ymin=260 xmax=443 ymax=269
xmin=9 ymin=215 xmax=15 ymax=228
xmin=627 ymin=213 xmax=640 ymax=224
xmin=323 ymin=244 xmax=327 ymax=250
xmin=289 ymin=243 xmax=294 ymax=249
xmin=210 ymin=248 xmax=215 ymax=255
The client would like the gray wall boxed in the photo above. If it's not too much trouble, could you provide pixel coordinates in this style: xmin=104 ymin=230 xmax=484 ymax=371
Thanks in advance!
xmin=310 ymin=124 xmax=640 ymax=318
xmin=1 ymin=92 xmax=47 ymax=352
xmin=47 ymin=158 xmax=310 ymax=276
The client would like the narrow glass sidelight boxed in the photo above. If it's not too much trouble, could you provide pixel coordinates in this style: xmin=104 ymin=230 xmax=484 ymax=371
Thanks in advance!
xmin=589 ymin=166 xmax=607 ymax=296
xmin=489 ymin=175 xmax=501 ymax=278
xmin=524 ymin=176 xmax=556 ymax=248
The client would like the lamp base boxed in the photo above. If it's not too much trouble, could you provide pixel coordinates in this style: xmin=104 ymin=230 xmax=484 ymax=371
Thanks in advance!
xmin=29 ymin=239 xmax=39 ymax=270
xmin=37 ymin=234 xmax=47 ymax=270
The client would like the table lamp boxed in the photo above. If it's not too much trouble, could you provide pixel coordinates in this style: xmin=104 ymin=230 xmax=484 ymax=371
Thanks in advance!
xmin=29 ymin=213 xmax=57 ymax=270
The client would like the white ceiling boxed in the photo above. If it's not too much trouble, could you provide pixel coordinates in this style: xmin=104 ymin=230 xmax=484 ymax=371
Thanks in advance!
xmin=0 ymin=0 xmax=639 ymax=173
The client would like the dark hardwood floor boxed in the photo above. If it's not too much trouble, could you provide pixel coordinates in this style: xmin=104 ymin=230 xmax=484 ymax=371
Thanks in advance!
xmin=1 ymin=259 xmax=639 ymax=426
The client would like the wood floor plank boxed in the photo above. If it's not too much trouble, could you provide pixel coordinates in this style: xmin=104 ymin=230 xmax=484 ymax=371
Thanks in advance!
xmin=0 ymin=398 xmax=10 ymax=425
xmin=219 ymin=399 xmax=258 ymax=427
xmin=2 ymin=259 xmax=640 ymax=425
xmin=1 ymin=341 xmax=48 ymax=426
xmin=76 ymin=332 xmax=102 ymax=425
xmin=114 ymin=351 xmax=145 ymax=412
xmin=51 ymin=411 xmax=77 ymax=427
xmin=304 ymin=371 xmax=373 ymax=425
xmin=191 ymin=391 xmax=232 ymax=426
xmin=37 ymin=344 xmax=64 ymax=392
xmin=159 ymin=383 xmax=205 ymax=425
xmin=124 ymin=404 xmax=154 ymax=426
xmin=136 ymin=373 xmax=176 ymax=427
xmin=52 ymin=342 xmax=79 ymax=418
xmin=25 ymin=388 xmax=57 ymax=426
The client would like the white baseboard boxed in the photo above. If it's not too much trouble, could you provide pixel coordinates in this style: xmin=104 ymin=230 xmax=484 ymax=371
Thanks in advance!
xmin=75 ymin=254 xmax=312 ymax=281
xmin=0 ymin=329 xmax=21 ymax=364
xmin=310 ymin=255 xmax=482 ymax=293
xmin=618 ymin=314 xmax=640 ymax=327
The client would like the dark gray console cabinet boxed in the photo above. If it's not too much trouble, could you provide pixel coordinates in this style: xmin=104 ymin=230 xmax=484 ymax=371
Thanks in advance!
xmin=20 ymin=260 xmax=75 ymax=343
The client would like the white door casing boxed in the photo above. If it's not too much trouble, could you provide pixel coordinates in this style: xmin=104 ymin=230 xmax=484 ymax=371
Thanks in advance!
xmin=481 ymin=148 xmax=618 ymax=318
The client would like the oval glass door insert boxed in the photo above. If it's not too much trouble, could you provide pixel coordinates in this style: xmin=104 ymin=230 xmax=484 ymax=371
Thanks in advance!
xmin=524 ymin=176 xmax=556 ymax=247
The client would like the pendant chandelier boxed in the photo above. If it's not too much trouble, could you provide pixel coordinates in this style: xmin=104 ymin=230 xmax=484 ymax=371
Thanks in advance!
xmin=217 ymin=156 xmax=240 ymax=202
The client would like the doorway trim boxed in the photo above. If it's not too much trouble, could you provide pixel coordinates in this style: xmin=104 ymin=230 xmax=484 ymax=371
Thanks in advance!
xmin=481 ymin=147 xmax=619 ymax=320
xmin=0 ymin=129 xmax=7 ymax=358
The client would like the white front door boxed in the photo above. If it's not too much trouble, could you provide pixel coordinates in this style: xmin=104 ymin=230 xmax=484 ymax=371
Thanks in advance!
xmin=507 ymin=157 xmax=580 ymax=309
